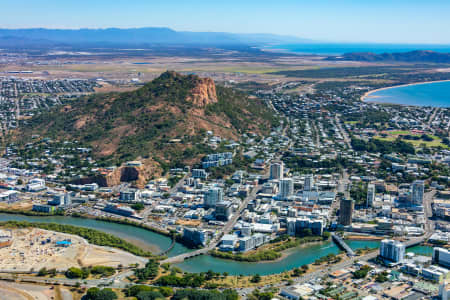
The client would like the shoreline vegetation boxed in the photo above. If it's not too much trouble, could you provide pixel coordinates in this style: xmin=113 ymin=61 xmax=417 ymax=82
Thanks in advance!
xmin=361 ymin=79 xmax=450 ymax=103
xmin=0 ymin=209 xmax=193 ymax=246
xmin=209 ymin=235 xmax=327 ymax=262
xmin=0 ymin=220 xmax=160 ymax=259
xmin=0 ymin=209 xmax=198 ymax=250
xmin=0 ymin=208 xmax=64 ymax=217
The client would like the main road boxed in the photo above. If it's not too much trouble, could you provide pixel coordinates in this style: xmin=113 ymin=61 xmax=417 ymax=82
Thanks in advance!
xmin=161 ymin=178 xmax=264 ymax=264
xmin=335 ymin=114 xmax=351 ymax=149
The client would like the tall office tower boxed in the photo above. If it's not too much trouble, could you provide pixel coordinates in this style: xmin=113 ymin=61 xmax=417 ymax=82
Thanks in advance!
xmin=304 ymin=174 xmax=314 ymax=191
xmin=367 ymin=183 xmax=375 ymax=207
xmin=279 ymin=178 xmax=294 ymax=200
xmin=439 ymin=281 xmax=450 ymax=300
xmin=380 ymin=239 xmax=405 ymax=263
xmin=270 ymin=162 xmax=284 ymax=180
xmin=411 ymin=180 xmax=424 ymax=206
xmin=339 ymin=198 xmax=354 ymax=226
xmin=433 ymin=247 xmax=450 ymax=268
xmin=204 ymin=187 xmax=223 ymax=208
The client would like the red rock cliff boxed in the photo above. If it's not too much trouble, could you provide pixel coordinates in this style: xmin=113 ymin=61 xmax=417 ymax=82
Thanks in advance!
xmin=186 ymin=77 xmax=218 ymax=107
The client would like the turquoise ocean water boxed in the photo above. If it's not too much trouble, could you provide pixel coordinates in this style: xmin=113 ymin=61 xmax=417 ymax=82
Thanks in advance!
xmin=367 ymin=81 xmax=450 ymax=107
xmin=267 ymin=43 xmax=450 ymax=55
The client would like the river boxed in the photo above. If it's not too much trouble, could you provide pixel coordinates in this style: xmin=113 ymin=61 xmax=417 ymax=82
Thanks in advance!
xmin=0 ymin=214 xmax=432 ymax=275
xmin=0 ymin=213 xmax=189 ymax=256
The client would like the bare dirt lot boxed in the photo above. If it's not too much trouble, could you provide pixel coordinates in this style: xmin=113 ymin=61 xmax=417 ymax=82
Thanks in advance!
xmin=0 ymin=281 xmax=73 ymax=300
xmin=0 ymin=228 xmax=146 ymax=272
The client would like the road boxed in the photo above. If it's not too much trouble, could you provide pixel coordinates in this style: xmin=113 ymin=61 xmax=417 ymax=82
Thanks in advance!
xmin=335 ymin=114 xmax=351 ymax=149
xmin=422 ymin=190 xmax=435 ymax=235
xmin=311 ymin=120 xmax=320 ymax=147
xmin=141 ymin=172 xmax=189 ymax=219
xmin=161 ymin=181 xmax=263 ymax=264
xmin=162 ymin=143 xmax=283 ymax=264
xmin=427 ymin=108 xmax=440 ymax=129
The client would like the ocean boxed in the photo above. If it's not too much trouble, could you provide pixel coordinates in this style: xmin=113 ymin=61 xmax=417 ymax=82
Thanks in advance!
xmin=366 ymin=81 xmax=450 ymax=107
xmin=267 ymin=43 xmax=450 ymax=55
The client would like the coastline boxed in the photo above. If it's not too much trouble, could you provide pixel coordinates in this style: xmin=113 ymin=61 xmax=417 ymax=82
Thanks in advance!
xmin=361 ymin=79 xmax=450 ymax=104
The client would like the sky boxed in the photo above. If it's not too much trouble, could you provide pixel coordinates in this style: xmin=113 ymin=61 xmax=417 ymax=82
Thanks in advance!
xmin=2 ymin=0 xmax=450 ymax=44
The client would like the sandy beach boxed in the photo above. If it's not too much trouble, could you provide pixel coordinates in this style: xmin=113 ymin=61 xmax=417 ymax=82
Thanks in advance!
xmin=361 ymin=79 xmax=450 ymax=102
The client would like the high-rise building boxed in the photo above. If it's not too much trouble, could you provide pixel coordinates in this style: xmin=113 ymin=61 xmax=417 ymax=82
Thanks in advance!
xmin=215 ymin=201 xmax=232 ymax=221
xmin=270 ymin=162 xmax=284 ymax=180
xmin=204 ymin=187 xmax=223 ymax=208
xmin=439 ymin=280 xmax=450 ymax=300
xmin=192 ymin=169 xmax=208 ymax=179
xmin=64 ymin=193 xmax=72 ymax=207
xmin=303 ymin=174 xmax=314 ymax=191
xmin=380 ymin=239 xmax=405 ymax=263
xmin=433 ymin=248 xmax=450 ymax=268
xmin=183 ymin=228 xmax=207 ymax=247
xmin=120 ymin=188 xmax=140 ymax=202
xmin=339 ymin=198 xmax=354 ymax=226
xmin=286 ymin=217 xmax=324 ymax=236
xmin=411 ymin=180 xmax=424 ymax=206
xmin=367 ymin=183 xmax=375 ymax=207
xmin=279 ymin=178 xmax=294 ymax=200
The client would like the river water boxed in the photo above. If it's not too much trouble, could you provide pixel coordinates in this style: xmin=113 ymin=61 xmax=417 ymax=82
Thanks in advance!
xmin=0 ymin=214 xmax=432 ymax=275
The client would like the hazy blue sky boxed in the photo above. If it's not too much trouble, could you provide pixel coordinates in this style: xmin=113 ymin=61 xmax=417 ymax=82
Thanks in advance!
xmin=2 ymin=0 xmax=450 ymax=44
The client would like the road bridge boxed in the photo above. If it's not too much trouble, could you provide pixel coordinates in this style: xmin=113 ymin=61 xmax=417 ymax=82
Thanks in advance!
xmin=331 ymin=233 xmax=355 ymax=256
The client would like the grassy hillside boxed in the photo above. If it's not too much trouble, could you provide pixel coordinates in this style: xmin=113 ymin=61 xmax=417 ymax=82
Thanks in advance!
xmin=18 ymin=71 xmax=277 ymax=168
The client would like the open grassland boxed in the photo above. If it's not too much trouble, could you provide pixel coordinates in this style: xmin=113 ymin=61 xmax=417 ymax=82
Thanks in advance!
xmin=375 ymin=130 xmax=448 ymax=148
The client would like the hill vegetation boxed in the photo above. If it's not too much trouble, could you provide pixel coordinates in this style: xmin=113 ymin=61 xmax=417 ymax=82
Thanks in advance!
xmin=17 ymin=71 xmax=277 ymax=172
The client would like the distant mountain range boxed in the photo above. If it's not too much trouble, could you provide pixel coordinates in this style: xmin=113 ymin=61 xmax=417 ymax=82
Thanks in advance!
xmin=330 ymin=50 xmax=450 ymax=63
xmin=0 ymin=27 xmax=311 ymax=48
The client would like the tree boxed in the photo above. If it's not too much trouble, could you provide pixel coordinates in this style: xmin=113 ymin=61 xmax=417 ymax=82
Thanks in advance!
xmin=134 ymin=259 xmax=159 ymax=281
xmin=131 ymin=203 xmax=145 ymax=211
xmin=37 ymin=267 xmax=48 ymax=276
xmin=322 ymin=231 xmax=331 ymax=240
xmin=375 ymin=271 xmax=389 ymax=283
xmin=251 ymin=274 xmax=261 ymax=283
xmin=292 ymin=268 xmax=302 ymax=277
xmin=84 ymin=287 xmax=117 ymax=300
xmin=65 ymin=267 xmax=84 ymax=279
xmin=353 ymin=265 xmax=371 ymax=279
xmin=136 ymin=291 xmax=164 ymax=300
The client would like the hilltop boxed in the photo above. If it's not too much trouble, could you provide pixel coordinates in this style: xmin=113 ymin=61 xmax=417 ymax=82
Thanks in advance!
xmin=17 ymin=72 xmax=276 ymax=184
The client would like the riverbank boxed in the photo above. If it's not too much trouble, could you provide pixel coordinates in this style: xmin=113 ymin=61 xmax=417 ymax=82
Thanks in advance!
xmin=0 ymin=220 xmax=158 ymax=258
xmin=0 ymin=213 xmax=188 ymax=257
xmin=209 ymin=236 xmax=327 ymax=262
xmin=0 ymin=208 xmax=64 ymax=217
xmin=0 ymin=227 xmax=147 ymax=272
xmin=0 ymin=213 xmax=384 ymax=276
xmin=345 ymin=235 xmax=385 ymax=241
xmin=0 ymin=209 xmax=195 ymax=251
xmin=362 ymin=79 xmax=450 ymax=104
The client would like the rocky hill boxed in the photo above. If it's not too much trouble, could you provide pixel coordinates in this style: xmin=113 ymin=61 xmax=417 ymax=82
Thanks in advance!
xmin=329 ymin=50 xmax=450 ymax=63
xmin=17 ymin=72 xmax=276 ymax=184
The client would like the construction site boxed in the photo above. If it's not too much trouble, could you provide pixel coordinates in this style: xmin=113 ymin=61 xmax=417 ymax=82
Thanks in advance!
xmin=0 ymin=228 xmax=147 ymax=272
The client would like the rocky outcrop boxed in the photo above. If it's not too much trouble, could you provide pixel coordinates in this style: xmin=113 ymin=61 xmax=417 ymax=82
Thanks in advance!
xmin=104 ymin=159 xmax=162 ymax=188
xmin=72 ymin=159 xmax=161 ymax=188
xmin=186 ymin=77 xmax=217 ymax=107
